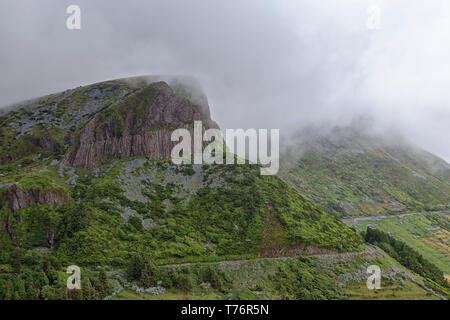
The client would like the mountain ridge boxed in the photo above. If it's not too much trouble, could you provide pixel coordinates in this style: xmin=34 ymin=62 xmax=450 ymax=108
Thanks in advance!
xmin=0 ymin=77 xmax=363 ymax=295
xmin=279 ymin=123 xmax=450 ymax=218
xmin=1 ymin=77 xmax=448 ymax=300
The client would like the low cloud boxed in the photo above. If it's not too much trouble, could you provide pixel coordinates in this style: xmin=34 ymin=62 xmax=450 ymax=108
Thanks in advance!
xmin=0 ymin=0 xmax=449 ymax=161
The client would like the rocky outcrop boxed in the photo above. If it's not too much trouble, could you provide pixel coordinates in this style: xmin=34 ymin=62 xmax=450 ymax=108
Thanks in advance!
xmin=0 ymin=185 xmax=66 ymax=247
xmin=62 ymin=81 xmax=215 ymax=169
xmin=27 ymin=134 xmax=62 ymax=153
xmin=6 ymin=185 xmax=68 ymax=211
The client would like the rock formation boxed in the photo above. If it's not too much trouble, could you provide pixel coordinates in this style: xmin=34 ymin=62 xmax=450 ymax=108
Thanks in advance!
xmin=6 ymin=185 xmax=68 ymax=211
xmin=62 ymin=81 xmax=215 ymax=169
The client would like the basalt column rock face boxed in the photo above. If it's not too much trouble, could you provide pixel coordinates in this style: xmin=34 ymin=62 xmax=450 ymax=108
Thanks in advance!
xmin=62 ymin=81 xmax=215 ymax=169
xmin=6 ymin=186 xmax=68 ymax=211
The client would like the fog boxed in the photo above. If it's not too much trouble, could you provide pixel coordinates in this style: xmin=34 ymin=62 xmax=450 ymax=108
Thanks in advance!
xmin=0 ymin=0 xmax=449 ymax=161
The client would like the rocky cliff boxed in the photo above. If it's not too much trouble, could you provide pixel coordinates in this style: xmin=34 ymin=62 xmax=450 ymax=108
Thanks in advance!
xmin=5 ymin=185 xmax=68 ymax=211
xmin=62 ymin=81 xmax=214 ymax=169
xmin=0 ymin=76 xmax=363 ymax=255
xmin=0 ymin=76 xmax=217 ymax=209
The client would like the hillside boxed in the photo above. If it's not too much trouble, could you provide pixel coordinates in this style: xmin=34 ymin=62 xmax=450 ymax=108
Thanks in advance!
xmin=346 ymin=212 xmax=450 ymax=275
xmin=0 ymin=77 xmax=365 ymax=300
xmin=279 ymin=121 xmax=450 ymax=286
xmin=279 ymin=123 xmax=450 ymax=218
xmin=110 ymin=245 xmax=443 ymax=300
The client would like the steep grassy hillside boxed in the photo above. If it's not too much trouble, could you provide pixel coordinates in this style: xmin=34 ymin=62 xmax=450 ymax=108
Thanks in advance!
xmin=0 ymin=157 xmax=363 ymax=261
xmin=2 ymin=77 xmax=446 ymax=300
xmin=0 ymin=77 xmax=364 ymax=300
xmin=279 ymin=124 xmax=450 ymax=297
xmin=348 ymin=212 xmax=450 ymax=275
xmin=280 ymin=125 xmax=450 ymax=218
xmin=109 ymin=246 xmax=442 ymax=300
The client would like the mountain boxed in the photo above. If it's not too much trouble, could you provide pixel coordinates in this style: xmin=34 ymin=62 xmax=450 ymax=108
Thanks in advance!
xmin=0 ymin=77 xmax=369 ymax=300
xmin=279 ymin=120 xmax=450 ymax=286
xmin=1 ymin=78 xmax=448 ymax=300
xmin=279 ymin=122 xmax=450 ymax=218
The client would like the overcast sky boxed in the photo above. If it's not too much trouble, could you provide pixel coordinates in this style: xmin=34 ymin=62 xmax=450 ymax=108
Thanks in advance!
xmin=0 ymin=0 xmax=449 ymax=161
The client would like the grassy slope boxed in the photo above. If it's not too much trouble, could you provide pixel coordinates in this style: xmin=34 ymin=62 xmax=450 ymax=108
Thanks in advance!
xmin=0 ymin=79 xmax=142 ymax=164
xmin=0 ymin=78 xmax=364 ymax=299
xmin=0 ymin=156 xmax=364 ymax=300
xmin=51 ymin=158 xmax=363 ymax=267
xmin=1 ymin=79 xmax=445 ymax=300
xmin=343 ymin=276 xmax=438 ymax=300
xmin=110 ymin=246 xmax=438 ymax=300
xmin=349 ymin=212 xmax=450 ymax=275
xmin=279 ymin=128 xmax=450 ymax=219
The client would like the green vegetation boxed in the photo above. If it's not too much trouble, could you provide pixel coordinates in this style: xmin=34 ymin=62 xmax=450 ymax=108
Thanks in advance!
xmin=59 ymin=159 xmax=362 ymax=265
xmin=0 ymin=79 xmax=138 ymax=164
xmin=364 ymin=228 xmax=449 ymax=297
xmin=351 ymin=212 xmax=450 ymax=275
xmin=343 ymin=280 xmax=438 ymax=300
xmin=0 ymin=156 xmax=364 ymax=299
xmin=0 ymin=247 xmax=112 ymax=300
xmin=280 ymin=127 xmax=450 ymax=218
xmin=119 ymin=255 xmax=353 ymax=300
xmin=93 ymin=84 xmax=157 ymax=136
xmin=110 ymin=246 xmax=439 ymax=300
xmin=1 ymin=78 xmax=447 ymax=300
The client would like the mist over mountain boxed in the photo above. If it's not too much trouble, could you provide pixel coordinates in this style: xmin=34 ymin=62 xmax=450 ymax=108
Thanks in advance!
xmin=0 ymin=76 xmax=449 ymax=300
xmin=279 ymin=118 xmax=450 ymax=218
xmin=0 ymin=77 xmax=376 ymax=300
xmin=0 ymin=1 xmax=449 ymax=302
xmin=1 ymin=0 xmax=449 ymax=161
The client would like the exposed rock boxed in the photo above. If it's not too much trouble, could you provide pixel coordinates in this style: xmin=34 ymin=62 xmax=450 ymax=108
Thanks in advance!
xmin=5 ymin=185 xmax=68 ymax=211
xmin=62 ymin=81 xmax=214 ymax=169
xmin=130 ymin=284 xmax=166 ymax=296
